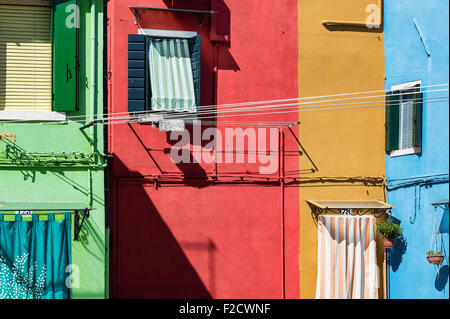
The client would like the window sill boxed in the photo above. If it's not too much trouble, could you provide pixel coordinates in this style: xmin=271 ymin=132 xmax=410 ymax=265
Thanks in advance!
xmin=390 ymin=147 xmax=421 ymax=157
xmin=0 ymin=111 xmax=66 ymax=122
xmin=134 ymin=111 xmax=198 ymax=124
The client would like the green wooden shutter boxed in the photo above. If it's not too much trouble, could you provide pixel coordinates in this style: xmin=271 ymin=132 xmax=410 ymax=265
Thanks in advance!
xmin=412 ymin=84 xmax=423 ymax=148
xmin=385 ymin=90 xmax=400 ymax=152
xmin=188 ymin=35 xmax=201 ymax=107
xmin=52 ymin=0 xmax=78 ymax=111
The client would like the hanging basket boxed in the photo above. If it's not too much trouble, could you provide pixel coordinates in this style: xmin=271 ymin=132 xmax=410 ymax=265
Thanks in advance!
xmin=383 ymin=237 xmax=397 ymax=249
xmin=427 ymin=255 xmax=445 ymax=265
xmin=427 ymin=205 xmax=447 ymax=267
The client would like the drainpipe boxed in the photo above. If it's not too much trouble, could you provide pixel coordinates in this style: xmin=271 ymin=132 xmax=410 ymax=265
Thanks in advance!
xmin=88 ymin=0 xmax=97 ymax=208
xmin=280 ymin=129 xmax=286 ymax=299
xmin=385 ymin=249 xmax=390 ymax=299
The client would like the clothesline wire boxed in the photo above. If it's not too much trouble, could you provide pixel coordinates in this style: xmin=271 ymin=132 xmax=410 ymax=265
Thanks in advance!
xmin=3 ymin=96 xmax=448 ymax=127
xmin=132 ymin=86 xmax=450 ymax=119
xmin=111 ymin=89 xmax=448 ymax=122
xmin=36 ymin=98 xmax=447 ymax=128
xmin=123 ymin=98 xmax=450 ymax=123
xmin=143 ymin=94 xmax=449 ymax=121
xmin=2 ymin=89 xmax=448 ymax=127
xmin=3 ymin=95 xmax=447 ymax=127
xmin=76 ymin=82 xmax=450 ymax=119
xmin=1 ymin=83 xmax=447 ymax=125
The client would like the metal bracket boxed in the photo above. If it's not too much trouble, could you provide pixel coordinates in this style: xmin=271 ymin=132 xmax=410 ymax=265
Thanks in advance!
xmin=79 ymin=119 xmax=105 ymax=130
xmin=74 ymin=208 xmax=90 ymax=241
xmin=287 ymin=124 xmax=319 ymax=173
xmin=432 ymin=201 xmax=449 ymax=210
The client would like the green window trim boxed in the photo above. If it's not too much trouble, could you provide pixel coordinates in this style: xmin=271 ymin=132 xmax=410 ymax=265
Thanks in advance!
xmin=385 ymin=90 xmax=400 ymax=152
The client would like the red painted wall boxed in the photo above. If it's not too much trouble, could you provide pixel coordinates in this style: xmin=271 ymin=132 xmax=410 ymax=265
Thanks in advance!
xmin=108 ymin=0 xmax=299 ymax=298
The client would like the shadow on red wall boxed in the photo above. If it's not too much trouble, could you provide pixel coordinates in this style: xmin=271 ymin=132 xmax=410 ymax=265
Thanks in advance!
xmin=111 ymin=155 xmax=213 ymax=298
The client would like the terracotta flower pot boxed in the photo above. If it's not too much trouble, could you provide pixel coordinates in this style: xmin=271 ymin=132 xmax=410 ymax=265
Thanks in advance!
xmin=383 ymin=237 xmax=397 ymax=249
xmin=427 ymin=255 xmax=445 ymax=265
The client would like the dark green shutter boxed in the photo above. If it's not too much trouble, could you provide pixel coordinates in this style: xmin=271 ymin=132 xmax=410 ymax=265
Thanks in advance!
xmin=188 ymin=35 xmax=201 ymax=107
xmin=52 ymin=0 xmax=78 ymax=111
xmin=385 ymin=90 xmax=400 ymax=152
xmin=128 ymin=34 xmax=148 ymax=113
xmin=412 ymin=84 xmax=423 ymax=148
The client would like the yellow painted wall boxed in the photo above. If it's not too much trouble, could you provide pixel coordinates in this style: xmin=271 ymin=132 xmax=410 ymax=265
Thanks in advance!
xmin=298 ymin=0 xmax=386 ymax=298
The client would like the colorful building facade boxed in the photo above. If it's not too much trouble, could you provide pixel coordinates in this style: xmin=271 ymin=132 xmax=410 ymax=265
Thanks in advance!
xmin=108 ymin=0 xmax=300 ymax=298
xmin=0 ymin=0 xmax=447 ymax=300
xmin=297 ymin=0 xmax=388 ymax=298
xmin=0 ymin=0 xmax=107 ymax=299
xmin=384 ymin=0 xmax=449 ymax=299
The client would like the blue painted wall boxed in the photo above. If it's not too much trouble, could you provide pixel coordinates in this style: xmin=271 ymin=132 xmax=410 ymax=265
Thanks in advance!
xmin=385 ymin=0 xmax=449 ymax=299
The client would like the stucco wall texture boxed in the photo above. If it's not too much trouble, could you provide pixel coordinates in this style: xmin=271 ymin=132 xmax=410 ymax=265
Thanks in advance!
xmin=385 ymin=0 xmax=449 ymax=299
xmin=298 ymin=0 xmax=386 ymax=298
xmin=108 ymin=0 xmax=300 ymax=298
xmin=0 ymin=0 xmax=106 ymax=299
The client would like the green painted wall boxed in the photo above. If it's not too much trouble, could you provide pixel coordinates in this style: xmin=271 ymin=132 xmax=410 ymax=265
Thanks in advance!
xmin=0 ymin=0 xmax=107 ymax=299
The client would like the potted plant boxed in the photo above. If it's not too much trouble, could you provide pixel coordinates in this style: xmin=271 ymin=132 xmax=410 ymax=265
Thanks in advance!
xmin=376 ymin=220 xmax=403 ymax=249
xmin=426 ymin=250 xmax=445 ymax=265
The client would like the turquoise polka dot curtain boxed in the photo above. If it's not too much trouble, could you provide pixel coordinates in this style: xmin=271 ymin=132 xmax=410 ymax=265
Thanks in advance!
xmin=0 ymin=213 xmax=71 ymax=299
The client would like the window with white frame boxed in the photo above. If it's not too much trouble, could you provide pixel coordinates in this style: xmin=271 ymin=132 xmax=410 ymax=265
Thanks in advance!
xmin=385 ymin=81 xmax=423 ymax=157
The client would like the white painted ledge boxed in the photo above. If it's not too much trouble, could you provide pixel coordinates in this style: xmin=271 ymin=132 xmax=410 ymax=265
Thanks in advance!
xmin=390 ymin=147 xmax=421 ymax=157
xmin=0 ymin=111 xmax=66 ymax=122
xmin=138 ymin=28 xmax=197 ymax=39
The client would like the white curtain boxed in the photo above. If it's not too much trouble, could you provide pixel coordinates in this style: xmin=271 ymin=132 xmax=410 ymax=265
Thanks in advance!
xmin=315 ymin=215 xmax=379 ymax=299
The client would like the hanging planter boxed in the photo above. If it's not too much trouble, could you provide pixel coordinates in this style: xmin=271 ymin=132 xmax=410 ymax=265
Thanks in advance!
xmin=426 ymin=250 xmax=445 ymax=265
xmin=428 ymin=205 xmax=447 ymax=268
xmin=383 ymin=237 xmax=397 ymax=249
xmin=376 ymin=220 xmax=403 ymax=249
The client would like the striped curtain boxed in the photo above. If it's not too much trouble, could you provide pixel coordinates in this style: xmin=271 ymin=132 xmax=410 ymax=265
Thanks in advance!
xmin=148 ymin=38 xmax=197 ymax=113
xmin=316 ymin=215 xmax=379 ymax=299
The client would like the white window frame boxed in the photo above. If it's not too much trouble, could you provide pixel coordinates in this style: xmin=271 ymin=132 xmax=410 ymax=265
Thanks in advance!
xmin=389 ymin=80 xmax=422 ymax=157
xmin=138 ymin=28 xmax=197 ymax=39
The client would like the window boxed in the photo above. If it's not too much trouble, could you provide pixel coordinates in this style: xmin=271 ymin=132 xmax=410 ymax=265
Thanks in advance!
xmin=385 ymin=81 xmax=423 ymax=157
xmin=128 ymin=30 xmax=201 ymax=118
xmin=0 ymin=2 xmax=51 ymax=112
xmin=0 ymin=0 xmax=78 ymax=119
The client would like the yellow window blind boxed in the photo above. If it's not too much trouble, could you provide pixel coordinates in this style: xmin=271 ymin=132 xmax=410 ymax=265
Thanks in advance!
xmin=0 ymin=3 xmax=52 ymax=112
